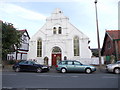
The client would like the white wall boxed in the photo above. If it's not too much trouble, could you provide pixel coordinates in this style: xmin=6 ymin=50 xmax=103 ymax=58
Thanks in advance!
xmin=78 ymin=57 xmax=104 ymax=65
xmin=28 ymin=8 xmax=92 ymax=65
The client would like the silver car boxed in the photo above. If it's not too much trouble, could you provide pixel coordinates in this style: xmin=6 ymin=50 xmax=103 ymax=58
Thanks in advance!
xmin=56 ymin=60 xmax=96 ymax=74
xmin=106 ymin=61 xmax=120 ymax=74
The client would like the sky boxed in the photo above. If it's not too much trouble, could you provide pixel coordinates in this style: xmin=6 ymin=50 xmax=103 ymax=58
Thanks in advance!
xmin=0 ymin=0 xmax=119 ymax=48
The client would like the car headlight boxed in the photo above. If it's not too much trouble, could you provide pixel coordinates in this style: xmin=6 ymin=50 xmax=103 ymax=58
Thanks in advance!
xmin=42 ymin=66 xmax=48 ymax=69
xmin=107 ymin=65 xmax=112 ymax=69
xmin=91 ymin=66 xmax=95 ymax=69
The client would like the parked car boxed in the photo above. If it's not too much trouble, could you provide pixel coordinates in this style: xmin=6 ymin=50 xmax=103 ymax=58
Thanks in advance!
xmin=56 ymin=60 xmax=96 ymax=74
xmin=106 ymin=61 xmax=120 ymax=74
xmin=13 ymin=60 xmax=50 ymax=73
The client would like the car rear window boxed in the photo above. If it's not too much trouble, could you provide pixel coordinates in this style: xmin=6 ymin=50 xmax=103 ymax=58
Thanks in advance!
xmin=74 ymin=61 xmax=80 ymax=65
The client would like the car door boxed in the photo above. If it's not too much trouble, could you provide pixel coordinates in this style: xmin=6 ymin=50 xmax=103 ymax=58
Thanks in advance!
xmin=27 ymin=61 xmax=37 ymax=71
xmin=19 ymin=61 xmax=29 ymax=71
xmin=66 ymin=61 xmax=75 ymax=71
xmin=73 ymin=61 xmax=84 ymax=72
xmin=118 ymin=61 xmax=120 ymax=67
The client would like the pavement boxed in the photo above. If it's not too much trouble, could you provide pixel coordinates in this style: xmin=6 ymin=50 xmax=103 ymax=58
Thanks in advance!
xmin=1 ymin=65 xmax=13 ymax=72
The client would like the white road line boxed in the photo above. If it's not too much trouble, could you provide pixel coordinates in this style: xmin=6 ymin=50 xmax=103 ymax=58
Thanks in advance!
xmin=51 ymin=76 xmax=62 ymax=77
xmin=71 ymin=76 xmax=79 ymax=78
xmin=2 ymin=87 xmax=13 ymax=89
xmin=37 ymin=75 xmax=80 ymax=78
xmin=102 ymin=76 xmax=118 ymax=79
xmin=37 ymin=75 xmax=50 ymax=77
xmin=37 ymin=75 xmax=63 ymax=77
xmin=2 ymin=74 xmax=16 ymax=76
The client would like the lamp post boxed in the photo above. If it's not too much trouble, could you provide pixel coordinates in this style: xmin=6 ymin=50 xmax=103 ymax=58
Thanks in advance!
xmin=94 ymin=0 xmax=102 ymax=67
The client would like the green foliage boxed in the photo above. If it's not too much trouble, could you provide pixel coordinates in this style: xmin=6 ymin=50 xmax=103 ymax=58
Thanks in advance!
xmin=3 ymin=60 xmax=20 ymax=65
xmin=2 ymin=22 xmax=22 ymax=60
xmin=8 ymin=60 xmax=16 ymax=65
xmin=91 ymin=49 xmax=99 ymax=57
xmin=93 ymin=51 xmax=99 ymax=57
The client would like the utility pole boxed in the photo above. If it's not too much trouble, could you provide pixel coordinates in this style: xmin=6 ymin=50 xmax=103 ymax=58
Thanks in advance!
xmin=94 ymin=0 xmax=102 ymax=67
xmin=115 ymin=40 xmax=119 ymax=61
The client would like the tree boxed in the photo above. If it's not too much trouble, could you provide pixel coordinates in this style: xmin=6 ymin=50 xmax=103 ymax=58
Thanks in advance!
xmin=91 ymin=49 xmax=99 ymax=57
xmin=2 ymin=22 xmax=22 ymax=60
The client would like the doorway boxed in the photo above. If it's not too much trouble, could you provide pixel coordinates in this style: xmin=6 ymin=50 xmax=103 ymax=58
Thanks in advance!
xmin=52 ymin=47 xmax=62 ymax=66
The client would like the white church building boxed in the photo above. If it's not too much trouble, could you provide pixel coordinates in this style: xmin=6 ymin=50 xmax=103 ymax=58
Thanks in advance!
xmin=28 ymin=8 xmax=92 ymax=66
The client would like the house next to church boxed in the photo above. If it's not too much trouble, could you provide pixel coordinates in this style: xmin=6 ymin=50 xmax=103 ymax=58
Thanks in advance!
xmin=101 ymin=30 xmax=120 ymax=63
xmin=7 ymin=29 xmax=30 ymax=60
xmin=28 ymin=8 xmax=92 ymax=66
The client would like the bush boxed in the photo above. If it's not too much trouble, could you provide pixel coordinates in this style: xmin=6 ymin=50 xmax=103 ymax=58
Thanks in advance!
xmin=7 ymin=60 xmax=16 ymax=65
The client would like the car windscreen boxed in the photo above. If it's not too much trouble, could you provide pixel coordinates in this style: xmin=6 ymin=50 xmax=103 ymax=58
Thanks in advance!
xmin=34 ymin=61 xmax=40 ymax=64
xmin=58 ymin=61 xmax=67 ymax=65
xmin=19 ymin=61 xmax=28 ymax=65
xmin=116 ymin=61 xmax=120 ymax=64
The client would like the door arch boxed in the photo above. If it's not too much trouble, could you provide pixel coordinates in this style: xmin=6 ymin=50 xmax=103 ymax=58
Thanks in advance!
xmin=52 ymin=46 xmax=62 ymax=66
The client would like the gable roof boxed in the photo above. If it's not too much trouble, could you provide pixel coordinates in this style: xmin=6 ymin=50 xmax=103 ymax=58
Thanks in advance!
xmin=101 ymin=30 xmax=120 ymax=55
xmin=106 ymin=30 xmax=120 ymax=40
xmin=46 ymin=8 xmax=69 ymax=21
xmin=18 ymin=29 xmax=30 ymax=39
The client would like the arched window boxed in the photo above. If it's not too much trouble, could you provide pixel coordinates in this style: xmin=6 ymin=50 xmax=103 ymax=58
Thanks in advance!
xmin=53 ymin=27 xmax=57 ymax=34
xmin=58 ymin=27 xmax=62 ymax=34
xmin=74 ymin=36 xmax=79 ymax=56
xmin=52 ymin=46 xmax=61 ymax=54
xmin=37 ymin=39 xmax=42 ymax=57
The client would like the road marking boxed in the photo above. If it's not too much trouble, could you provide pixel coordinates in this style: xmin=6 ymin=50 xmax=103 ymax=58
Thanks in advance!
xmin=2 ymin=74 xmax=16 ymax=76
xmin=37 ymin=75 xmax=63 ymax=77
xmin=37 ymin=75 xmax=80 ymax=78
xmin=37 ymin=75 xmax=50 ymax=77
xmin=71 ymin=76 xmax=79 ymax=78
xmin=2 ymin=87 xmax=13 ymax=89
xmin=102 ymin=76 xmax=118 ymax=79
xmin=51 ymin=76 xmax=62 ymax=77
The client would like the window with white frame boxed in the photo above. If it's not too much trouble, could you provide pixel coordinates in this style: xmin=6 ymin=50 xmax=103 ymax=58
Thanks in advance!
xmin=74 ymin=36 xmax=80 ymax=56
xmin=58 ymin=27 xmax=62 ymax=34
xmin=37 ymin=39 xmax=42 ymax=57
xmin=53 ymin=27 xmax=57 ymax=34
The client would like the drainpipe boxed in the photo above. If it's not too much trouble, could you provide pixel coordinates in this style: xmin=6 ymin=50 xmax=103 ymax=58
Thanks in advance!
xmin=115 ymin=40 xmax=119 ymax=61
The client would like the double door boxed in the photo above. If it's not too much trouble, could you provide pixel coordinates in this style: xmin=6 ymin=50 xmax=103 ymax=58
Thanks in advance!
xmin=52 ymin=54 xmax=61 ymax=66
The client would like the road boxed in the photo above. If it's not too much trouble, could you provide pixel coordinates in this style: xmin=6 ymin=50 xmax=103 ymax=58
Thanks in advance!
xmin=1 ymin=69 xmax=120 ymax=89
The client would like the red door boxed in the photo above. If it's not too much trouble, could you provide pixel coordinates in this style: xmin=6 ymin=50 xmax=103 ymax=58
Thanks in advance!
xmin=52 ymin=54 xmax=61 ymax=66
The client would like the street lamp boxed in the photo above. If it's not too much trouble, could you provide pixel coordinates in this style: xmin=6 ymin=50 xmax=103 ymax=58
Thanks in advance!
xmin=94 ymin=0 xmax=102 ymax=67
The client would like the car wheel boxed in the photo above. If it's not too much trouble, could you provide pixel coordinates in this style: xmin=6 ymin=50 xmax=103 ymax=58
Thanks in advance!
xmin=61 ymin=68 xmax=67 ymax=73
xmin=37 ymin=68 xmax=42 ymax=73
xmin=114 ymin=68 xmax=120 ymax=74
xmin=85 ymin=68 xmax=92 ymax=74
xmin=15 ymin=67 xmax=20 ymax=72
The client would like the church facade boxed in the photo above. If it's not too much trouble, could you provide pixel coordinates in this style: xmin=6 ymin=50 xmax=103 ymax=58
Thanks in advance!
xmin=28 ymin=8 xmax=92 ymax=66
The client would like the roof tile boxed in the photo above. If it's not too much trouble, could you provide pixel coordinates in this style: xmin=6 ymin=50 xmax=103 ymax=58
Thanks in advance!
xmin=106 ymin=30 xmax=120 ymax=40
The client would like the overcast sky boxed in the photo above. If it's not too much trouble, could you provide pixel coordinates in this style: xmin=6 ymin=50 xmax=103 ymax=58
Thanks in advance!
xmin=0 ymin=0 xmax=118 ymax=48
